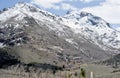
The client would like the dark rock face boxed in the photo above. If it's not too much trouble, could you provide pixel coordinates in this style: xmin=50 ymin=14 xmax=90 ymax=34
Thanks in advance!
xmin=80 ymin=11 xmax=91 ymax=17
xmin=0 ymin=24 xmax=29 ymax=46
xmin=3 ymin=8 xmax=8 ymax=11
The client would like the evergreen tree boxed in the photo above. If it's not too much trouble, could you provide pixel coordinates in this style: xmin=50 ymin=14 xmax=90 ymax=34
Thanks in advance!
xmin=80 ymin=68 xmax=86 ymax=78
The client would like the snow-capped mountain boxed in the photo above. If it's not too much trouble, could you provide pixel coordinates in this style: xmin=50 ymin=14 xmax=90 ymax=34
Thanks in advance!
xmin=0 ymin=2 xmax=120 ymax=65
xmin=63 ymin=11 xmax=120 ymax=50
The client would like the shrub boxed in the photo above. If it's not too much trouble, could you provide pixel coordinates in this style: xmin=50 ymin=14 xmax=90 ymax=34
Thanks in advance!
xmin=80 ymin=68 xmax=86 ymax=78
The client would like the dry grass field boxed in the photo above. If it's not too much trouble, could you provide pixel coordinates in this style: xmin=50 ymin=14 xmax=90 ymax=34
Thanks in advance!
xmin=0 ymin=64 xmax=120 ymax=78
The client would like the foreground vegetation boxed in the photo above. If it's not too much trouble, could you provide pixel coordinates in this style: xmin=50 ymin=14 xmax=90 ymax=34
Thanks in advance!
xmin=0 ymin=64 xmax=120 ymax=78
xmin=0 ymin=48 xmax=120 ymax=78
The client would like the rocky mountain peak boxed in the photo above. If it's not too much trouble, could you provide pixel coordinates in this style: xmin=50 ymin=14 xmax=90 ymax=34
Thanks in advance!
xmin=64 ymin=10 xmax=92 ymax=18
xmin=80 ymin=11 xmax=92 ymax=17
xmin=14 ymin=2 xmax=39 ymax=12
xmin=64 ymin=10 xmax=109 ymax=28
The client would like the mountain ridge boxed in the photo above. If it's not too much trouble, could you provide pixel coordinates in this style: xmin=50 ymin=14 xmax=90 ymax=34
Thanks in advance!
xmin=0 ymin=2 xmax=119 ymax=67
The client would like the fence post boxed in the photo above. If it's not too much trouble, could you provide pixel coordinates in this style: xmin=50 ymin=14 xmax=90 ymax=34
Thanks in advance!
xmin=90 ymin=72 xmax=93 ymax=78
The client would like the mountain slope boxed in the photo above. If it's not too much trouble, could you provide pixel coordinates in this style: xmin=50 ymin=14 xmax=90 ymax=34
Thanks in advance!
xmin=63 ymin=11 xmax=120 ymax=50
xmin=0 ymin=2 xmax=119 ymax=67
